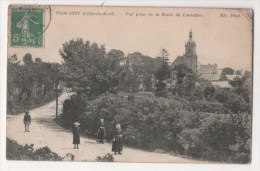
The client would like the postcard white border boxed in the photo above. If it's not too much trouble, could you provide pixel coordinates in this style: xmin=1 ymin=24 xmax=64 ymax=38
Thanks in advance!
xmin=1 ymin=1 xmax=259 ymax=171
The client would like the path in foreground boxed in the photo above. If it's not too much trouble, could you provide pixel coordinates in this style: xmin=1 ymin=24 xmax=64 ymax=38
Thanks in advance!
xmin=7 ymin=93 xmax=209 ymax=163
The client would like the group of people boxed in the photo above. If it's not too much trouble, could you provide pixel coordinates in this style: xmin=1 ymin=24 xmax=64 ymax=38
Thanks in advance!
xmin=23 ymin=111 xmax=124 ymax=155
xmin=72 ymin=118 xmax=124 ymax=155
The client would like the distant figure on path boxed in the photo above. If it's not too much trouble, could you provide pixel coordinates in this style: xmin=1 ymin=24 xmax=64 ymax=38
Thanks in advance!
xmin=73 ymin=122 xmax=81 ymax=149
xmin=23 ymin=111 xmax=31 ymax=132
xmin=96 ymin=118 xmax=106 ymax=144
xmin=112 ymin=123 xmax=123 ymax=155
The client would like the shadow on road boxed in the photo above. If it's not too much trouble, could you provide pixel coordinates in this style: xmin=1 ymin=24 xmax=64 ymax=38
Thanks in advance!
xmin=33 ymin=116 xmax=72 ymax=134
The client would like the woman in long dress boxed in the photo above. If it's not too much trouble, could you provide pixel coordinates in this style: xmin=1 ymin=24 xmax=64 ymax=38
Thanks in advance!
xmin=112 ymin=123 xmax=123 ymax=155
xmin=73 ymin=122 xmax=80 ymax=149
xmin=97 ymin=118 xmax=106 ymax=144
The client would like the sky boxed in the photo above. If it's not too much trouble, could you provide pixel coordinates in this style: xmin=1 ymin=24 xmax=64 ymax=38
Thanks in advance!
xmin=8 ymin=6 xmax=253 ymax=71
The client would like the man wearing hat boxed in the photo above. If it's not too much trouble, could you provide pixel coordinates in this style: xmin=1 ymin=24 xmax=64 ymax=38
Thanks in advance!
xmin=23 ymin=110 xmax=31 ymax=132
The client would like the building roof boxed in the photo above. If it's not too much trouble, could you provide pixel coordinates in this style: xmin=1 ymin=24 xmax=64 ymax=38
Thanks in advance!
xmin=219 ymin=74 xmax=243 ymax=81
xmin=226 ymin=74 xmax=242 ymax=80
xmin=171 ymin=56 xmax=184 ymax=67
xmin=212 ymin=81 xmax=232 ymax=88
xmin=199 ymin=73 xmax=221 ymax=81
xmin=219 ymin=74 xmax=228 ymax=81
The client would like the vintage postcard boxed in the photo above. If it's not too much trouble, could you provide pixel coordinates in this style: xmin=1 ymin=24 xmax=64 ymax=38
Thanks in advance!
xmin=6 ymin=5 xmax=253 ymax=163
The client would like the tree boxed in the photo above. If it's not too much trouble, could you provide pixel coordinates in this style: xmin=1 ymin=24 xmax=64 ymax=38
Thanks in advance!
xmin=221 ymin=67 xmax=235 ymax=75
xmin=60 ymin=39 xmax=123 ymax=97
xmin=7 ymin=53 xmax=64 ymax=114
xmin=173 ymin=64 xmax=196 ymax=97
xmin=183 ymin=73 xmax=197 ymax=96
xmin=202 ymin=119 xmax=237 ymax=151
xmin=155 ymin=79 xmax=167 ymax=97
xmin=204 ymin=86 xmax=215 ymax=100
xmin=154 ymin=50 xmax=171 ymax=97
xmin=35 ymin=57 xmax=43 ymax=64
xmin=229 ymin=72 xmax=252 ymax=103
xmin=107 ymin=49 xmax=125 ymax=61
xmin=225 ymin=94 xmax=249 ymax=114
xmin=120 ymin=52 xmax=163 ymax=92
xmin=8 ymin=54 xmax=19 ymax=64
xmin=174 ymin=64 xmax=192 ymax=84
xmin=7 ymin=54 xmax=21 ymax=113
xmin=235 ymin=70 xmax=242 ymax=75
xmin=158 ymin=48 xmax=169 ymax=63
xmin=154 ymin=61 xmax=171 ymax=81
xmin=229 ymin=76 xmax=244 ymax=87
xmin=23 ymin=53 xmax=33 ymax=65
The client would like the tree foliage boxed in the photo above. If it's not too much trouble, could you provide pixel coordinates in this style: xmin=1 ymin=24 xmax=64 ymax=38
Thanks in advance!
xmin=221 ymin=67 xmax=235 ymax=75
xmin=204 ymin=86 xmax=215 ymax=100
xmin=7 ymin=138 xmax=62 ymax=161
xmin=120 ymin=52 xmax=163 ymax=92
xmin=23 ymin=53 xmax=33 ymax=65
xmin=60 ymin=39 xmax=124 ymax=97
xmin=172 ymin=64 xmax=197 ymax=97
xmin=229 ymin=73 xmax=252 ymax=103
xmin=7 ymin=54 xmax=61 ymax=114
xmin=154 ymin=52 xmax=171 ymax=97
xmin=158 ymin=48 xmax=169 ymax=63
xmin=61 ymin=92 xmax=251 ymax=163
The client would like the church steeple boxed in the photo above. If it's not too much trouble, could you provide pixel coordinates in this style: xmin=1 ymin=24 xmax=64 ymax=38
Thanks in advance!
xmin=185 ymin=29 xmax=196 ymax=56
xmin=189 ymin=28 xmax=193 ymax=41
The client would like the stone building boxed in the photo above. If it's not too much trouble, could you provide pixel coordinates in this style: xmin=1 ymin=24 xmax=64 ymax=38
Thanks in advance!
xmin=171 ymin=30 xmax=219 ymax=78
xmin=199 ymin=64 xmax=218 ymax=74
xmin=171 ymin=29 xmax=198 ymax=73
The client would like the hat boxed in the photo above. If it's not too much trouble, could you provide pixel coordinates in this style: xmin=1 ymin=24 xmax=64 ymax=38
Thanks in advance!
xmin=116 ymin=123 xmax=121 ymax=128
xmin=74 ymin=122 xmax=80 ymax=126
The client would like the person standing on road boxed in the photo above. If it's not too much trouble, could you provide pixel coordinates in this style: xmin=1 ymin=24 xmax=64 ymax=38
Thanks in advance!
xmin=73 ymin=122 xmax=81 ymax=149
xmin=23 ymin=111 xmax=31 ymax=132
xmin=96 ymin=118 xmax=106 ymax=144
xmin=112 ymin=123 xmax=124 ymax=155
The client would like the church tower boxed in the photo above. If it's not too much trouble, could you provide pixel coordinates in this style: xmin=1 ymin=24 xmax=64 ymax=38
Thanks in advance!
xmin=184 ymin=29 xmax=198 ymax=73
xmin=185 ymin=29 xmax=196 ymax=56
xmin=171 ymin=29 xmax=199 ymax=74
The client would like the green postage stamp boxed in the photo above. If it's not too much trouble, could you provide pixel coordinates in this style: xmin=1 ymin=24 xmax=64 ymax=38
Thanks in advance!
xmin=10 ymin=7 xmax=44 ymax=47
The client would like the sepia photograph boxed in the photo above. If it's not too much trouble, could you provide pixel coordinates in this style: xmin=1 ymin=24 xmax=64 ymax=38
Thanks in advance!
xmin=6 ymin=5 xmax=253 ymax=164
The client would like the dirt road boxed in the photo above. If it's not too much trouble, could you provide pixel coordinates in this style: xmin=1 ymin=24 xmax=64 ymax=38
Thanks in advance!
xmin=7 ymin=93 xmax=208 ymax=163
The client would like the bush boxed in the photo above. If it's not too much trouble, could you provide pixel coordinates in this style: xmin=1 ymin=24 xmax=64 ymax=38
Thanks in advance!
xmin=204 ymin=86 xmax=215 ymax=100
xmin=32 ymin=147 xmax=62 ymax=161
xmin=155 ymin=81 xmax=167 ymax=97
xmin=214 ymin=89 xmax=251 ymax=114
xmin=202 ymin=121 xmax=236 ymax=151
xmin=63 ymin=153 xmax=75 ymax=161
xmin=231 ymin=152 xmax=250 ymax=163
xmin=61 ymin=92 xmax=251 ymax=163
xmin=224 ymin=95 xmax=250 ymax=114
xmin=177 ymin=128 xmax=205 ymax=158
xmin=6 ymin=138 xmax=62 ymax=161
xmin=96 ymin=153 xmax=114 ymax=162
xmin=200 ymin=113 xmax=251 ymax=163
xmin=61 ymin=94 xmax=86 ymax=127
xmin=189 ymin=100 xmax=226 ymax=114
xmin=62 ymin=93 xmax=186 ymax=150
